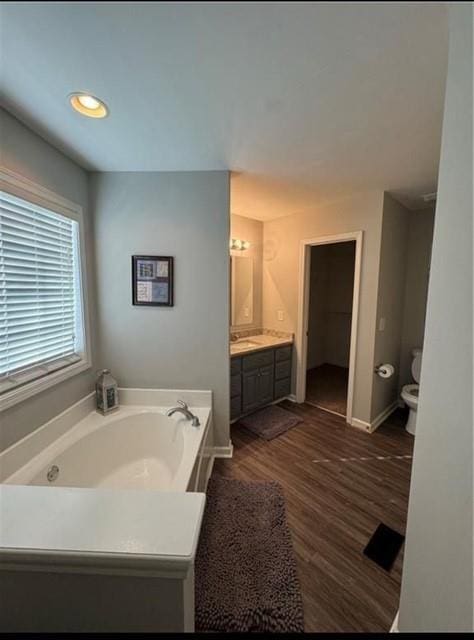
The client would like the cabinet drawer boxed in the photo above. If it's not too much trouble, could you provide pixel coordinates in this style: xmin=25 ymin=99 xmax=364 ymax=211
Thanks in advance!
xmin=275 ymin=359 xmax=291 ymax=381
xmin=231 ymin=357 xmax=242 ymax=375
xmin=275 ymin=345 xmax=292 ymax=362
xmin=243 ymin=349 xmax=274 ymax=371
xmin=274 ymin=377 xmax=291 ymax=399
xmin=230 ymin=373 xmax=241 ymax=398
xmin=230 ymin=395 xmax=242 ymax=420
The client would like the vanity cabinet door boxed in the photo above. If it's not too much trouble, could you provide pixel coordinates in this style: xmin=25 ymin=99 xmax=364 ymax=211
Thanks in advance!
xmin=230 ymin=357 xmax=242 ymax=375
xmin=258 ymin=364 xmax=274 ymax=406
xmin=230 ymin=373 xmax=242 ymax=398
xmin=231 ymin=396 xmax=242 ymax=420
xmin=242 ymin=369 xmax=260 ymax=414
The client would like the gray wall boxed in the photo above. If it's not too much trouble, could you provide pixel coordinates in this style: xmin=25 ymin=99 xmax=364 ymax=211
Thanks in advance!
xmin=399 ymin=208 xmax=435 ymax=390
xmin=399 ymin=3 xmax=473 ymax=631
xmin=0 ymin=108 xmax=96 ymax=452
xmin=307 ymin=242 xmax=355 ymax=370
xmin=371 ymin=193 xmax=409 ymax=421
xmin=89 ymin=172 xmax=230 ymax=448
xmin=262 ymin=191 xmax=384 ymax=424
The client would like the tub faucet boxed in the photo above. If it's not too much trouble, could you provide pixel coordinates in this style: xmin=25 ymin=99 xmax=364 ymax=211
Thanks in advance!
xmin=166 ymin=400 xmax=200 ymax=427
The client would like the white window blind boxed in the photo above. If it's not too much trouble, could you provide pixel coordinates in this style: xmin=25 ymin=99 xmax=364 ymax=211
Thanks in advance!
xmin=0 ymin=190 xmax=82 ymax=393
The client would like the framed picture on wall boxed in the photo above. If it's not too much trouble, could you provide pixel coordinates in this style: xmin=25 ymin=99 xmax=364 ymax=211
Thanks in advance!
xmin=132 ymin=255 xmax=174 ymax=306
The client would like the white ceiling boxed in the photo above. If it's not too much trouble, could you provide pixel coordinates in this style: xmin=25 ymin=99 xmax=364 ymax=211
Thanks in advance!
xmin=1 ymin=2 xmax=448 ymax=220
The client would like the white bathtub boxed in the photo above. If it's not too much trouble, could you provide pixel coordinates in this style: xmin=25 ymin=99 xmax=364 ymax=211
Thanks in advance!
xmin=0 ymin=388 xmax=213 ymax=633
xmin=2 ymin=389 xmax=213 ymax=493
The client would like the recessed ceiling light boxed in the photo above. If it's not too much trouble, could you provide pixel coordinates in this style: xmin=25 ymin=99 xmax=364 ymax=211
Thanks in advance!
xmin=69 ymin=92 xmax=108 ymax=118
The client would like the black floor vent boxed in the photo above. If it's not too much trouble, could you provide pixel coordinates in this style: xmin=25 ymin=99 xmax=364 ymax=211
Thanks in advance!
xmin=363 ymin=523 xmax=405 ymax=571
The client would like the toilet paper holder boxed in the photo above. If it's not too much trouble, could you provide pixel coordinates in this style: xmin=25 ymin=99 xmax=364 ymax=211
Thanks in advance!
xmin=374 ymin=363 xmax=395 ymax=378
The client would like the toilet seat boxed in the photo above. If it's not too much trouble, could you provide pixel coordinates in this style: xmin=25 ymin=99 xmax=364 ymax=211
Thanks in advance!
xmin=402 ymin=383 xmax=419 ymax=405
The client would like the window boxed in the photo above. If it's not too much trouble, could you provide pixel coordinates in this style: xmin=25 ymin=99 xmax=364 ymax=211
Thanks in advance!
xmin=0 ymin=170 xmax=90 ymax=410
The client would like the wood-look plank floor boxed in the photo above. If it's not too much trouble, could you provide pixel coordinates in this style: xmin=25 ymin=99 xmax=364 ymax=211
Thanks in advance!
xmin=306 ymin=363 xmax=349 ymax=416
xmin=213 ymin=402 xmax=414 ymax=632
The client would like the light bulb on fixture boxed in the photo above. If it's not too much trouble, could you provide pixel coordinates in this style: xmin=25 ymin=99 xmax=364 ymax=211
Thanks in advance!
xmin=77 ymin=95 xmax=101 ymax=110
xmin=69 ymin=92 xmax=109 ymax=118
xmin=230 ymin=238 xmax=250 ymax=251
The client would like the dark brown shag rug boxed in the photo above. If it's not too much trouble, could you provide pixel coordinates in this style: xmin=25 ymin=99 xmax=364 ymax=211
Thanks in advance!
xmin=238 ymin=405 xmax=302 ymax=440
xmin=195 ymin=476 xmax=304 ymax=633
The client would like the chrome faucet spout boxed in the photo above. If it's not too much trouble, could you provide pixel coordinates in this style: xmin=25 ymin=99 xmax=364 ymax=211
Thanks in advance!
xmin=166 ymin=400 xmax=200 ymax=427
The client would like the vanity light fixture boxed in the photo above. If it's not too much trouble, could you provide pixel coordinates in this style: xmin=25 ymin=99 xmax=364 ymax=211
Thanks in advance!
xmin=230 ymin=238 xmax=251 ymax=251
xmin=69 ymin=92 xmax=109 ymax=118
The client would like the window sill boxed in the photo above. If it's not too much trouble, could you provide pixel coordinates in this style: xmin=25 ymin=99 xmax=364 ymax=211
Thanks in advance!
xmin=0 ymin=359 xmax=92 ymax=412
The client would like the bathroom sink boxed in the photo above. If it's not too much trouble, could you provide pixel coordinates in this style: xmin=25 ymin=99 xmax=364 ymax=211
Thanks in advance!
xmin=231 ymin=339 xmax=260 ymax=350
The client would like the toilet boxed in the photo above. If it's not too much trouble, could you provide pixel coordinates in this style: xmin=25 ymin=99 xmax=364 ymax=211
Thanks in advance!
xmin=401 ymin=348 xmax=422 ymax=435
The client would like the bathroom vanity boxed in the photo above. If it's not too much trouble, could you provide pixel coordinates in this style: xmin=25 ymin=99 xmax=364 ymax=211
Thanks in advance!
xmin=230 ymin=335 xmax=293 ymax=420
xmin=229 ymin=227 xmax=293 ymax=419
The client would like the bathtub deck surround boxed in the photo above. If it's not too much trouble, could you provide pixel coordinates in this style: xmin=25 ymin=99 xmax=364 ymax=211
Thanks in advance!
xmin=0 ymin=387 xmax=213 ymax=631
xmin=0 ymin=485 xmax=205 ymax=575
xmin=0 ymin=485 xmax=204 ymax=631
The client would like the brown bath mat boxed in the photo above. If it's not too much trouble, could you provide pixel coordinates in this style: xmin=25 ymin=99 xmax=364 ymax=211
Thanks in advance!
xmin=195 ymin=476 xmax=304 ymax=633
xmin=239 ymin=404 xmax=302 ymax=440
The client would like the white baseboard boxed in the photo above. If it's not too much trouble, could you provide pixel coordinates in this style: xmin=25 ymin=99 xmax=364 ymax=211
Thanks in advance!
xmin=351 ymin=401 xmax=399 ymax=434
xmin=287 ymin=394 xmax=298 ymax=403
xmin=351 ymin=417 xmax=372 ymax=433
xmin=371 ymin=401 xmax=399 ymax=432
xmin=213 ymin=442 xmax=234 ymax=458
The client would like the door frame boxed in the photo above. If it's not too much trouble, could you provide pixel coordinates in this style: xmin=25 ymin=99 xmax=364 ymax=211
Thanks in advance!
xmin=295 ymin=231 xmax=363 ymax=425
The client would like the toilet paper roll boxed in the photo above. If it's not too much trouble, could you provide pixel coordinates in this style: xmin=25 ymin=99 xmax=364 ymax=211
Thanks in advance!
xmin=376 ymin=364 xmax=395 ymax=379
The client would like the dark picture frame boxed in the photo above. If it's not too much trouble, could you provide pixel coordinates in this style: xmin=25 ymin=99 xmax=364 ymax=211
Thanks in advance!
xmin=132 ymin=255 xmax=174 ymax=306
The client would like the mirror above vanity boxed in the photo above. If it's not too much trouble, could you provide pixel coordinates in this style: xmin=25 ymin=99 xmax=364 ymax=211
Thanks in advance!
xmin=230 ymin=255 xmax=253 ymax=326
xmin=229 ymin=214 xmax=263 ymax=332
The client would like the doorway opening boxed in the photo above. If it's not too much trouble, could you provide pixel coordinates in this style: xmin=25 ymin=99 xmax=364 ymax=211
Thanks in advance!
xmin=305 ymin=241 xmax=356 ymax=417
xmin=296 ymin=232 xmax=363 ymax=424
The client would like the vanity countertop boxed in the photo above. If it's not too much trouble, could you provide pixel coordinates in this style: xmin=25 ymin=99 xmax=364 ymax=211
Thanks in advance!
xmin=230 ymin=333 xmax=293 ymax=357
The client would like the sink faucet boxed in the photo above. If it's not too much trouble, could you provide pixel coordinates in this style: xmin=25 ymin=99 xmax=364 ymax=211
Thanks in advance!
xmin=166 ymin=400 xmax=200 ymax=427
